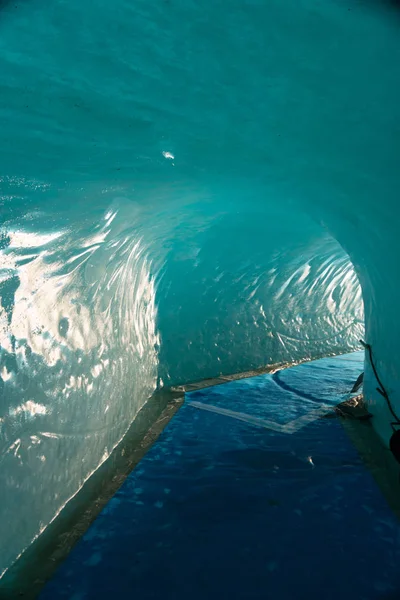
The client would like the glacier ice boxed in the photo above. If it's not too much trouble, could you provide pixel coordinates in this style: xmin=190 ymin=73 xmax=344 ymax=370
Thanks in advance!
xmin=0 ymin=0 xmax=399 ymax=579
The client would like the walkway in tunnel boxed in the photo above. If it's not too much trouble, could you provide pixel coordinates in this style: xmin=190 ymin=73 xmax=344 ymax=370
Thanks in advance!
xmin=40 ymin=352 xmax=400 ymax=600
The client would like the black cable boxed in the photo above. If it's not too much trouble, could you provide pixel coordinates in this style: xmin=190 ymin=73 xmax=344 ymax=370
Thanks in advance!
xmin=360 ymin=339 xmax=400 ymax=429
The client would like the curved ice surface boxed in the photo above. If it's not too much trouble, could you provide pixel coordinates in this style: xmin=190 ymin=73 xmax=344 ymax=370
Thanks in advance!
xmin=0 ymin=0 xmax=398 ymax=578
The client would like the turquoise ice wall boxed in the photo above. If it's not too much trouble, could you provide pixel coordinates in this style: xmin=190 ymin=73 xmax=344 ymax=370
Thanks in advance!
xmin=0 ymin=0 xmax=398 ymax=578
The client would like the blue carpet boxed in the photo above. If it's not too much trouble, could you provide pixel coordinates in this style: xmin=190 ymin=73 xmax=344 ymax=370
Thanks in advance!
xmin=40 ymin=353 xmax=400 ymax=600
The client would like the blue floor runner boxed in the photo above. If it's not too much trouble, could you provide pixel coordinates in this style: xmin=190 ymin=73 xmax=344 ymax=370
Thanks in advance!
xmin=40 ymin=353 xmax=400 ymax=599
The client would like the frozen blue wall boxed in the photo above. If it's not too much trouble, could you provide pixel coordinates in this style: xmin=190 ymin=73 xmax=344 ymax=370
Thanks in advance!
xmin=0 ymin=0 xmax=398 ymax=578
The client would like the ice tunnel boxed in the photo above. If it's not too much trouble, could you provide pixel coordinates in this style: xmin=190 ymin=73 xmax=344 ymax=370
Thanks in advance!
xmin=0 ymin=0 xmax=399 ymax=582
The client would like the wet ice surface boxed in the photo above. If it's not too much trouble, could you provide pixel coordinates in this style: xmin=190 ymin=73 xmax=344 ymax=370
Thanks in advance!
xmin=1 ymin=0 xmax=400 ymax=579
xmin=40 ymin=353 xmax=400 ymax=600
